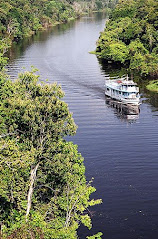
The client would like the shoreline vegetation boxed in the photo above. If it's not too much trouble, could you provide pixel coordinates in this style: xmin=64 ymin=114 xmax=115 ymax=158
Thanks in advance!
xmin=0 ymin=1 xmax=121 ymax=238
xmin=0 ymin=0 xmax=112 ymax=41
xmin=146 ymin=80 xmax=158 ymax=92
xmin=0 ymin=0 xmax=115 ymax=67
xmin=95 ymin=0 xmax=158 ymax=78
xmin=0 ymin=1 xmax=118 ymax=238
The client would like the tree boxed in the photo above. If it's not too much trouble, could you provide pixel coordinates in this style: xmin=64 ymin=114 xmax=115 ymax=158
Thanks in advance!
xmin=0 ymin=70 xmax=102 ymax=238
xmin=96 ymin=0 xmax=158 ymax=76
xmin=0 ymin=38 xmax=11 ymax=70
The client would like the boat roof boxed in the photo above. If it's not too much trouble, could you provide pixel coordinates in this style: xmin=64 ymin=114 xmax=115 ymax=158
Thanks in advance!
xmin=105 ymin=78 xmax=139 ymax=93
xmin=106 ymin=79 xmax=137 ymax=86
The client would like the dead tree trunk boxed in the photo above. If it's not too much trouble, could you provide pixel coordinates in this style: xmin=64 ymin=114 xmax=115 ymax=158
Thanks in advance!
xmin=26 ymin=163 xmax=39 ymax=221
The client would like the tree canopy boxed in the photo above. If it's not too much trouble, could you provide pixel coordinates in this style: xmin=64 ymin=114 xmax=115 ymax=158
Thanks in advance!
xmin=0 ymin=70 xmax=102 ymax=238
xmin=96 ymin=0 xmax=158 ymax=77
xmin=0 ymin=0 xmax=112 ymax=42
xmin=0 ymin=0 xmax=77 ymax=41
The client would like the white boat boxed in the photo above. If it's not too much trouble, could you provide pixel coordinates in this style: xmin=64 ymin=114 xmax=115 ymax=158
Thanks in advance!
xmin=105 ymin=76 xmax=140 ymax=105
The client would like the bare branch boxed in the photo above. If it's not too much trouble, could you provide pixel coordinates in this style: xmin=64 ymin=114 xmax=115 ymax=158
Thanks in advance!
xmin=26 ymin=163 xmax=40 ymax=221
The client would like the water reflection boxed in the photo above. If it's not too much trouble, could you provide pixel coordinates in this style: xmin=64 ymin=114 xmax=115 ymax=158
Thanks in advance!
xmin=98 ymin=57 xmax=158 ymax=113
xmin=7 ymin=19 xmax=77 ymax=62
xmin=98 ymin=58 xmax=128 ymax=77
xmin=6 ymin=12 xmax=158 ymax=239
xmin=99 ymin=58 xmax=141 ymax=122
xmin=105 ymin=97 xmax=140 ymax=123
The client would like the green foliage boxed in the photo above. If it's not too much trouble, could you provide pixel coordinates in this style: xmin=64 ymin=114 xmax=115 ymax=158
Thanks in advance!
xmin=0 ymin=0 xmax=77 ymax=40
xmin=128 ymin=39 xmax=148 ymax=56
xmin=0 ymin=0 xmax=111 ymax=41
xmin=96 ymin=0 xmax=158 ymax=76
xmin=87 ymin=232 xmax=103 ymax=239
xmin=0 ymin=54 xmax=8 ymax=70
xmin=0 ymin=38 xmax=11 ymax=70
xmin=96 ymin=1 xmax=103 ymax=10
xmin=0 ymin=70 xmax=102 ymax=238
xmin=0 ymin=1 xmax=109 ymax=236
xmin=108 ymin=42 xmax=129 ymax=63
xmin=146 ymin=80 xmax=158 ymax=92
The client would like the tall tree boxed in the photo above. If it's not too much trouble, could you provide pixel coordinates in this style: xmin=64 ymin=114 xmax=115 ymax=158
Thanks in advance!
xmin=0 ymin=70 xmax=102 ymax=238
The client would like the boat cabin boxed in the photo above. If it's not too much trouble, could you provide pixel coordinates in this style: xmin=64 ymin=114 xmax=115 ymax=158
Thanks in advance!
xmin=105 ymin=78 xmax=140 ymax=105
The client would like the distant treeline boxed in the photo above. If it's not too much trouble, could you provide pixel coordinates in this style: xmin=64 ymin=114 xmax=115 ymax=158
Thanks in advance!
xmin=0 ymin=1 xmax=107 ymax=238
xmin=0 ymin=0 xmax=113 ymax=41
xmin=96 ymin=0 xmax=158 ymax=77
xmin=0 ymin=0 xmax=76 ymax=41
xmin=0 ymin=0 xmax=117 ymax=69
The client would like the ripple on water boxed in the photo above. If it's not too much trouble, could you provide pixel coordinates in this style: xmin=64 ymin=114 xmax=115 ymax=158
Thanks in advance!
xmin=6 ymin=13 xmax=158 ymax=239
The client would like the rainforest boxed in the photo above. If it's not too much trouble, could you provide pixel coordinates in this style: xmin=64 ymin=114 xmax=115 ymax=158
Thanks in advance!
xmin=96 ymin=0 xmax=158 ymax=77
xmin=1 ymin=0 xmax=158 ymax=238
xmin=0 ymin=0 xmax=108 ymax=238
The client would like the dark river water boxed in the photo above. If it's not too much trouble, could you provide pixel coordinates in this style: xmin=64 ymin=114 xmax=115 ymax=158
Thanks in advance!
xmin=7 ymin=12 xmax=158 ymax=239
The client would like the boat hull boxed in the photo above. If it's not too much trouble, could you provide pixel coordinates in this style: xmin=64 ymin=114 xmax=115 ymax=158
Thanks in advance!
xmin=105 ymin=92 xmax=140 ymax=105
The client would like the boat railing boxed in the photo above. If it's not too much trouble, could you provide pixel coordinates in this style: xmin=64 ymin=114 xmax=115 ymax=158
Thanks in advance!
xmin=105 ymin=83 xmax=139 ymax=92
xmin=105 ymin=74 xmax=127 ymax=80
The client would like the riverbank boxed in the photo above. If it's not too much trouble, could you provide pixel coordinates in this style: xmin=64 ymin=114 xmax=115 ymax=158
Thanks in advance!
xmin=0 ymin=1 xmax=77 ymax=40
xmin=146 ymin=80 xmax=158 ymax=92
xmin=0 ymin=0 xmax=109 ymax=42
xmin=95 ymin=0 xmax=158 ymax=78
xmin=0 ymin=0 xmax=79 ymax=69
xmin=0 ymin=13 xmax=105 ymax=239
xmin=6 ymin=12 xmax=158 ymax=239
xmin=0 ymin=0 xmax=110 ymax=70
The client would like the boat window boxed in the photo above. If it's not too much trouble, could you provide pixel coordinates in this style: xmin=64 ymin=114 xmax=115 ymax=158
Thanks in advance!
xmin=123 ymin=92 xmax=129 ymax=96
xmin=107 ymin=88 xmax=110 ymax=91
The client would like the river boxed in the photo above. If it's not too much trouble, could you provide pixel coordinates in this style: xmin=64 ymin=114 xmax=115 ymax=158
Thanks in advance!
xmin=7 ymin=12 xmax=158 ymax=239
